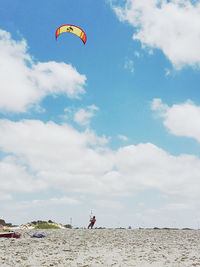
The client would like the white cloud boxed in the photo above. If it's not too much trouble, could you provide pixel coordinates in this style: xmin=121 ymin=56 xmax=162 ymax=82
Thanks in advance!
xmin=93 ymin=199 xmax=123 ymax=210
xmin=1 ymin=118 xmax=200 ymax=227
xmin=74 ymin=105 xmax=99 ymax=126
xmin=0 ymin=156 xmax=46 ymax=196
xmin=115 ymin=143 xmax=200 ymax=197
xmin=165 ymin=202 xmax=190 ymax=211
xmin=124 ymin=58 xmax=134 ymax=73
xmin=112 ymin=0 xmax=200 ymax=69
xmin=0 ymin=30 xmax=86 ymax=112
xmin=0 ymin=119 xmax=200 ymax=200
xmin=0 ymin=195 xmax=80 ymax=225
xmin=0 ymin=193 xmax=12 ymax=201
xmin=118 ymin=134 xmax=128 ymax=141
xmin=151 ymin=98 xmax=169 ymax=113
xmin=134 ymin=51 xmax=140 ymax=57
xmin=14 ymin=197 xmax=80 ymax=210
xmin=152 ymin=98 xmax=200 ymax=142
xmin=0 ymin=119 xmax=113 ymax=196
xmin=165 ymin=68 xmax=171 ymax=76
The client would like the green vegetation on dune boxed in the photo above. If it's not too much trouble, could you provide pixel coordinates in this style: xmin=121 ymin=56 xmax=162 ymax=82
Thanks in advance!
xmin=35 ymin=222 xmax=60 ymax=229
xmin=26 ymin=220 xmax=65 ymax=229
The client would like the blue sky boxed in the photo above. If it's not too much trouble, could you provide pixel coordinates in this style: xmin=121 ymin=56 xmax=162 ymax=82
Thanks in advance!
xmin=1 ymin=0 xmax=200 ymax=228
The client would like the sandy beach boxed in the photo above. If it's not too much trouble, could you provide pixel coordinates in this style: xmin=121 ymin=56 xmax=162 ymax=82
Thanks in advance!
xmin=1 ymin=229 xmax=200 ymax=266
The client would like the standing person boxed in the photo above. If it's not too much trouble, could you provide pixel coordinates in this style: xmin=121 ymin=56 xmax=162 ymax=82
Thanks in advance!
xmin=88 ymin=216 xmax=96 ymax=229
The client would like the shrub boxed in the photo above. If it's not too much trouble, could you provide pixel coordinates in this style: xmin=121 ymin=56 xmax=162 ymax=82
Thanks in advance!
xmin=64 ymin=224 xmax=72 ymax=229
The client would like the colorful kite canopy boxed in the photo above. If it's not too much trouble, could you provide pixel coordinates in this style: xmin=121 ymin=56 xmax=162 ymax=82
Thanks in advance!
xmin=55 ymin=24 xmax=87 ymax=44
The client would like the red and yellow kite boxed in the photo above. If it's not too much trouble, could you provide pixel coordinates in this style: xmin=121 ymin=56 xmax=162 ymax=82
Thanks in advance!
xmin=55 ymin=24 xmax=87 ymax=44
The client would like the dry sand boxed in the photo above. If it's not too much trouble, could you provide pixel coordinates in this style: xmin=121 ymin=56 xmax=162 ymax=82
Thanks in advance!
xmin=1 ymin=229 xmax=200 ymax=266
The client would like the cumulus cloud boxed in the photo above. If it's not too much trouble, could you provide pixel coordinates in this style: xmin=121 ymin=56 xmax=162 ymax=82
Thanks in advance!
xmin=111 ymin=0 xmax=200 ymax=68
xmin=0 ymin=119 xmax=113 ymax=196
xmin=115 ymin=143 xmax=200 ymax=197
xmin=118 ymin=134 xmax=128 ymax=141
xmin=151 ymin=98 xmax=200 ymax=142
xmin=0 ymin=30 xmax=86 ymax=112
xmin=74 ymin=105 xmax=99 ymax=126
xmin=0 ymin=155 xmax=46 ymax=196
xmin=0 ymin=119 xmax=200 ymax=200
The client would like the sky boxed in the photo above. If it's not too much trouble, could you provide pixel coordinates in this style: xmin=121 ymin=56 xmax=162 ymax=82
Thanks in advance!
xmin=1 ymin=0 xmax=200 ymax=228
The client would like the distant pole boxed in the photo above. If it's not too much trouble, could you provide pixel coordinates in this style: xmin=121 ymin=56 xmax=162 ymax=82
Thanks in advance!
xmin=90 ymin=210 xmax=93 ymax=219
xmin=70 ymin=217 xmax=72 ymax=228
